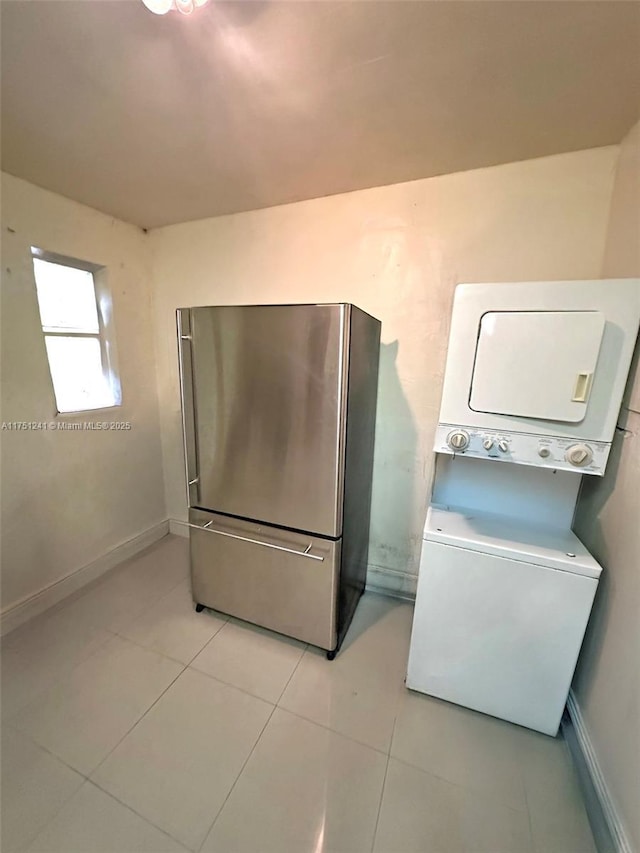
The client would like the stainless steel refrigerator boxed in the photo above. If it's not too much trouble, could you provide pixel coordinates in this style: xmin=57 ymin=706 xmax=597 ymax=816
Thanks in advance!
xmin=177 ymin=304 xmax=381 ymax=658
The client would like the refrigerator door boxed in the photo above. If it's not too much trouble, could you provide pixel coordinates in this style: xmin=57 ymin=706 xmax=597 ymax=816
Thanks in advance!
xmin=189 ymin=508 xmax=341 ymax=649
xmin=184 ymin=305 xmax=348 ymax=537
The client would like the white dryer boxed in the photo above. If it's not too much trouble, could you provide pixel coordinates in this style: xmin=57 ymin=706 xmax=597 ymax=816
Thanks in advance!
xmin=407 ymin=278 xmax=640 ymax=735
xmin=435 ymin=279 xmax=640 ymax=474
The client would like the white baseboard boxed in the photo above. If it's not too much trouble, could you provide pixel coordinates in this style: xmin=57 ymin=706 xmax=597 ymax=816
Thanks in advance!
xmin=169 ymin=518 xmax=189 ymax=538
xmin=565 ymin=690 xmax=632 ymax=853
xmin=365 ymin=564 xmax=417 ymax=601
xmin=0 ymin=520 xmax=170 ymax=637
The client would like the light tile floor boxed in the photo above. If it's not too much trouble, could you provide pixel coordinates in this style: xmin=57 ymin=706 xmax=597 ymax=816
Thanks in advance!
xmin=1 ymin=534 xmax=596 ymax=853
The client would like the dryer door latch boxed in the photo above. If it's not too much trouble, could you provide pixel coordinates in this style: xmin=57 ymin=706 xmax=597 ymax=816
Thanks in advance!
xmin=571 ymin=372 xmax=593 ymax=404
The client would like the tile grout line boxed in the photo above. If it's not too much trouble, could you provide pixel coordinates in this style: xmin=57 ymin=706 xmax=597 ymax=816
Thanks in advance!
xmin=183 ymin=610 xmax=234 ymax=661
xmin=194 ymin=705 xmax=279 ymax=852
xmin=14 ymin=597 xmax=225 ymax=780
xmin=185 ymin=664 xmax=282 ymax=705
xmin=179 ymin=611 xmax=234 ymax=671
xmin=272 ymin=703 xmax=391 ymax=758
xmin=2 ymin=722 xmax=89 ymax=853
xmin=369 ymin=756 xmax=391 ymax=853
xmin=88 ymin=657 xmax=189 ymax=779
xmin=4 ymin=627 xmax=120 ymax=727
xmin=86 ymin=777 xmax=193 ymax=851
xmin=100 ymin=571 xmax=192 ymax=638
xmin=274 ymin=643 xmax=309 ymax=706
xmin=274 ymin=643 xmax=410 ymax=755
xmin=84 ymin=616 xmax=228 ymax=852
xmin=7 ymin=652 xmax=192 ymax=851
xmin=86 ymin=615 xmax=230 ymax=785
xmin=2 ymin=565 xmax=190 ymax=713
xmin=390 ymin=752 xmax=531 ymax=816
xmin=186 ymin=661 xmax=290 ymax=706
xmin=106 ymin=606 xmax=304 ymax=713
xmin=371 ymin=687 xmax=532 ymax=851
xmin=369 ymin=705 xmax=399 ymax=853
xmin=81 ymin=654 xmax=201 ymax=851
xmin=6 ymin=590 xmax=215 ymax=733
xmin=112 ymin=608 xmax=229 ymax=667
xmin=194 ymin=642 xmax=309 ymax=853
xmin=3 ymin=551 xmax=195 ymax=847
xmin=186 ymin=641 xmax=396 ymax=759
xmin=2 ymin=719 xmax=91 ymax=780
xmin=30 ymin=777 xmax=192 ymax=853
xmin=522 ymin=767 xmax=537 ymax=852
xmin=186 ymin=622 xmax=306 ymax=706
xmin=394 ymin=677 xmax=530 ymax=815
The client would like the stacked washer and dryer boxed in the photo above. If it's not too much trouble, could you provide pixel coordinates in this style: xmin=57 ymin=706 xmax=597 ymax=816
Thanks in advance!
xmin=407 ymin=279 xmax=640 ymax=736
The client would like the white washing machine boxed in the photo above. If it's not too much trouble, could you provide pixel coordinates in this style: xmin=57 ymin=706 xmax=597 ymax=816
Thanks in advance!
xmin=407 ymin=506 xmax=600 ymax=736
xmin=407 ymin=278 xmax=640 ymax=735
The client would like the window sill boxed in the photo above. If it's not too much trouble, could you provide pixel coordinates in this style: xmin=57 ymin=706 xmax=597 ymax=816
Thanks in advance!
xmin=55 ymin=404 xmax=123 ymax=419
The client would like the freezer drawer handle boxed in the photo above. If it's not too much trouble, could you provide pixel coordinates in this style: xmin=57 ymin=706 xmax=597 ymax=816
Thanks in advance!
xmin=189 ymin=521 xmax=324 ymax=562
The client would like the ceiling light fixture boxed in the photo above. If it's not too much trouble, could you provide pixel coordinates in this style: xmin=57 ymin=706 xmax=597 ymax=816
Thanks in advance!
xmin=141 ymin=0 xmax=209 ymax=16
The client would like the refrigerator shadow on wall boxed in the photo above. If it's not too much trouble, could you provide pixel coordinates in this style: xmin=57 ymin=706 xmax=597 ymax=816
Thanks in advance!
xmin=365 ymin=339 xmax=420 ymax=602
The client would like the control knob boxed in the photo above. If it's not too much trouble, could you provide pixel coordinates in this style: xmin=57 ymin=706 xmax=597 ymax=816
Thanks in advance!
xmin=447 ymin=430 xmax=470 ymax=451
xmin=497 ymin=439 xmax=509 ymax=453
xmin=565 ymin=444 xmax=593 ymax=467
xmin=482 ymin=437 xmax=494 ymax=451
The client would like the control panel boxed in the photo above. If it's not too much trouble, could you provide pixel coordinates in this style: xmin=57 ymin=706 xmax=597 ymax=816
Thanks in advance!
xmin=434 ymin=424 xmax=610 ymax=475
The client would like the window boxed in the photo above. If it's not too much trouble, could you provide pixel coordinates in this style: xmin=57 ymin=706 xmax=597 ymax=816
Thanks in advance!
xmin=31 ymin=249 xmax=122 ymax=414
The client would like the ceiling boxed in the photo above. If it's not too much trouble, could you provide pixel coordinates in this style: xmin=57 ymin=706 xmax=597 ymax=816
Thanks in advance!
xmin=2 ymin=0 xmax=639 ymax=229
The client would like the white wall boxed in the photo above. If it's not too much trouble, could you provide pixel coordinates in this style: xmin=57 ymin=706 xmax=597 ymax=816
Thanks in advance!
xmin=150 ymin=145 xmax=617 ymax=595
xmin=1 ymin=174 xmax=166 ymax=614
xmin=573 ymin=121 xmax=640 ymax=852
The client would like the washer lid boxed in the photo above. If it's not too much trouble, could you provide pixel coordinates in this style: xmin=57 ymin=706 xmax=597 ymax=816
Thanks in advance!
xmin=425 ymin=505 xmax=602 ymax=579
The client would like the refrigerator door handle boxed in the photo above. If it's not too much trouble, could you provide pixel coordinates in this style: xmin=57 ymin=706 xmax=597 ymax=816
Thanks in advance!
xmin=188 ymin=521 xmax=325 ymax=562
xmin=177 ymin=310 xmax=199 ymax=507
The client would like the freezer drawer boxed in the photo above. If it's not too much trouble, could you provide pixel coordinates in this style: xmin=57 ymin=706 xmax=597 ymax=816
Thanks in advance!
xmin=406 ymin=540 xmax=598 ymax=735
xmin=189 ymin=509 xmax=341 ymax=650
